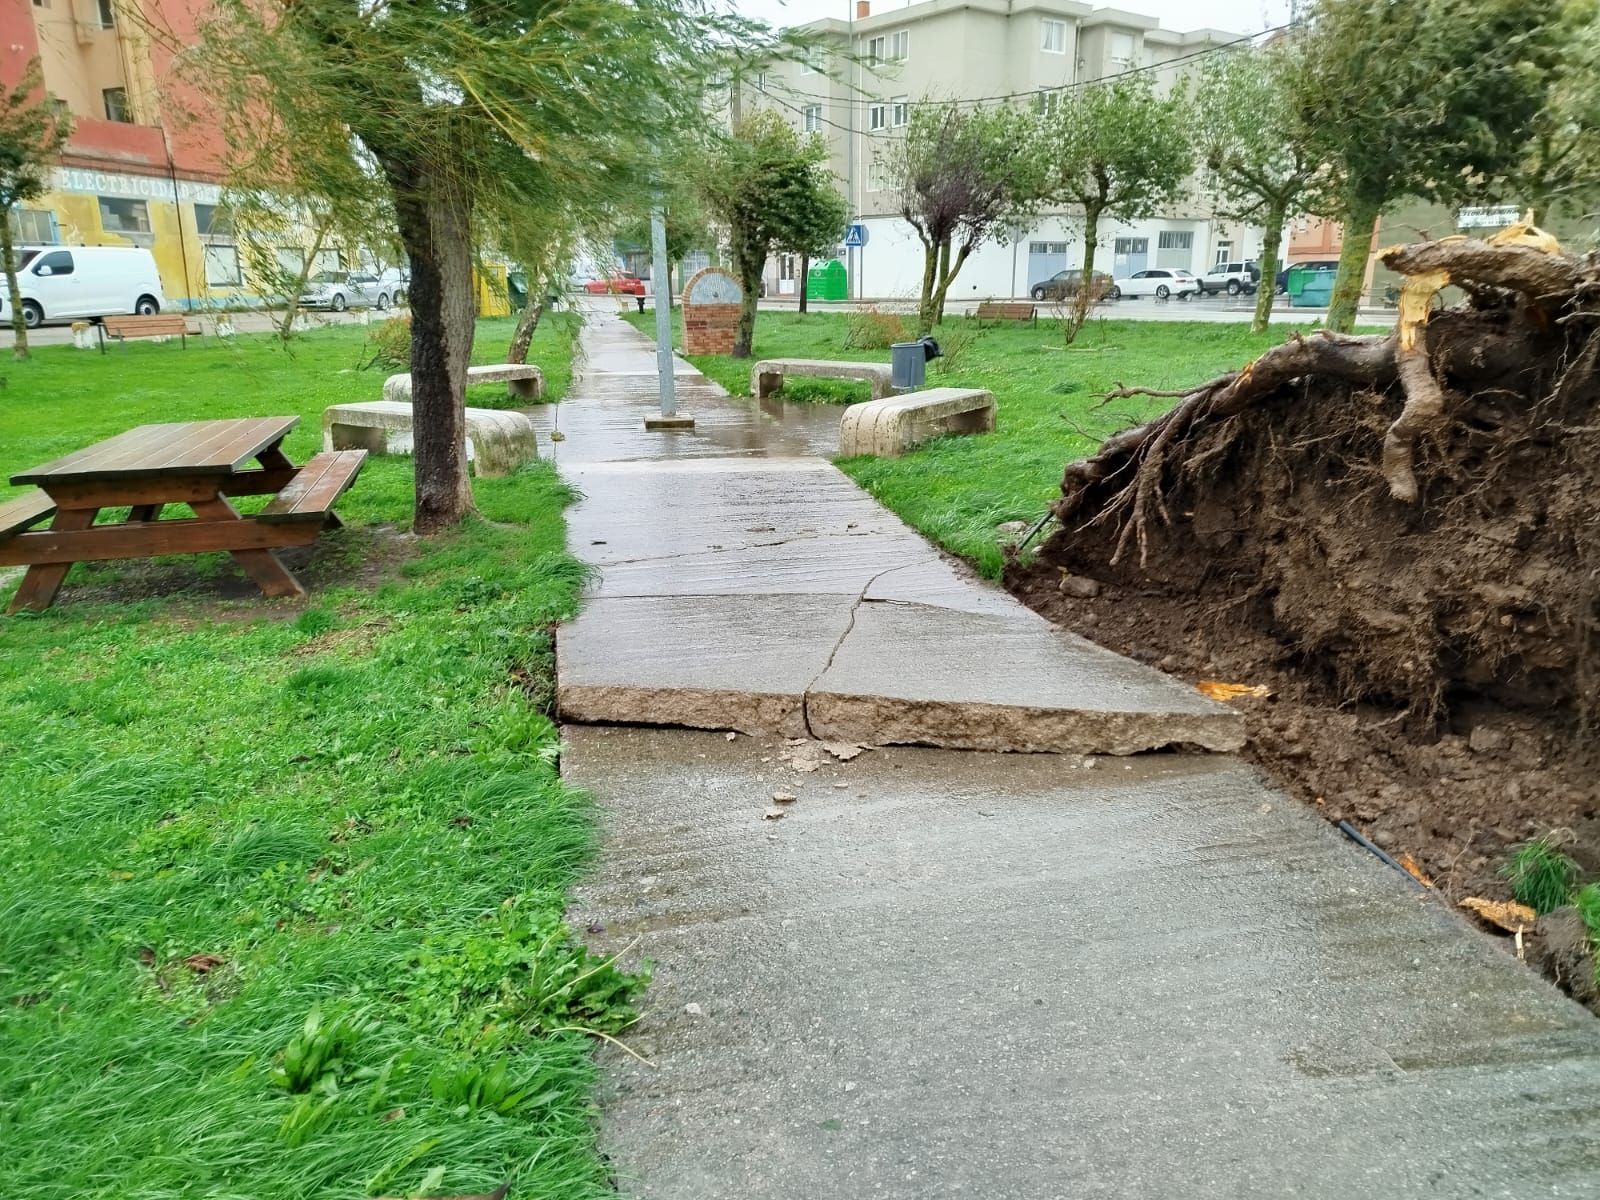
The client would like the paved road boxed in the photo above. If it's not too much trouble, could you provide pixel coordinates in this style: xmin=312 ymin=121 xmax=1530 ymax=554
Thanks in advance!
xmin=553 ymin=313 xmax=1600 ymax=1198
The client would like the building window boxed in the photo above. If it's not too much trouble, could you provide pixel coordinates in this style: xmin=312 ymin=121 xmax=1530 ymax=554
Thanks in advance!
xmin=1030 ymin=241 xmax=1070 ymax=255
xmin=1110 ymin=32 xmax=1136 ymax=67
xmin=1041 ymin=19 xmax=1067 ymax=53
xmin=867 ymin=30 xmax=909 ymax=65
xmin=102 ymin=87 xmax=130 ymax=123
xmin=867 ymin=159 xmax=889 ymax=192
xmin=1214 ymin=241 xmax=1232 ymax=265
xmin=755 ymin=71 xmax=766 ymax=92
xmin=803 ymin=104 xmax=822 ymax=133
xmin=204 ymin=244 xmax=242 ymax=287
xmin=275 ymin=248 xmax=306 ymax=279
xmin=799 ymin=56 xmax=818 ymax=75
xmin=779 ymin=254 xmax=795 ymax=282
xmin=312 ymin=249 xmax=343 ymax=275
xmin=98 ymin=196 xmax=150 ymax=234
xmin=193 ymin=203 xmax=233 ymax=237
xmin=32 ymin=0 xmax=47 ymax=8
xmin=891 ymin=96 xmax=908 ymax=127
xmin=97 ymin=0 xmax=114 ymax=27
xmin=868 ymin=102 xmax=887 ymax=131
xmin=8 ymin=208 xmax=59 ymax=243
xmin=1157 ymin=231 xmax=1193 ymax=251
xmin=1036 ymin=89 xmax=1062 ymax=115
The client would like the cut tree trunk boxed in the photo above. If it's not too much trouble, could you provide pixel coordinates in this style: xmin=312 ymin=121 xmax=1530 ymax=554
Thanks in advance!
xmin=2 ymin=219 xmax=29 ymax=361
xmin=386 ymin=160 xmax=476 ymax=533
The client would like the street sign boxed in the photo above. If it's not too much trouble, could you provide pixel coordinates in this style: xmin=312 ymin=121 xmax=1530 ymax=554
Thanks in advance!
xmin=844 ymin=223 xmax=868 ymax=248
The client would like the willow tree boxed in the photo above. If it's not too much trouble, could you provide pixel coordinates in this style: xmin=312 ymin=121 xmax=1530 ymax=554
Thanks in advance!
xmin=192 ymin=0 xmax=768 ymax=531
xmin=1292 ymin=0 xmax=1570 ymax=332
xmin=1194 ymin=46 xmax=1318 ymax=333
xmin=0 ymin=61 xmax=70 ymax=362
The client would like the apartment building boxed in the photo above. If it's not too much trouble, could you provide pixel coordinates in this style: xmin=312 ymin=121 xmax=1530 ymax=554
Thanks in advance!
xmin=738 ymin=0 xmax=1263 ymax=301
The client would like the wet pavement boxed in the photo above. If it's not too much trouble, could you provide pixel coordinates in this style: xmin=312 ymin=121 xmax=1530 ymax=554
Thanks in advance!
xmin=570 ymin=727 xmax=1600 ymax=1199
xmin=555 ymin=309 xmax=1600 ymax=1197
xmin=548 ymin=311 xmax=1239 ymax=754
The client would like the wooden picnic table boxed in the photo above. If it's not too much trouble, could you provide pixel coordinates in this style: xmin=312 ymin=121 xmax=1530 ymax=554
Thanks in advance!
xmin=0 ymin=417 xmax=366 ymax=614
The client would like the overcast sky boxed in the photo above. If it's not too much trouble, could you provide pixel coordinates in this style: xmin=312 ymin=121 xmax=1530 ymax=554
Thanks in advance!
xmin=733 ymin=0 xmax=1294 ymax=37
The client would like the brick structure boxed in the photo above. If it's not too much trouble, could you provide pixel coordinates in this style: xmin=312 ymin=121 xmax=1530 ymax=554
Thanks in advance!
xmin=681 ymin=267 xmax=744 ymax=355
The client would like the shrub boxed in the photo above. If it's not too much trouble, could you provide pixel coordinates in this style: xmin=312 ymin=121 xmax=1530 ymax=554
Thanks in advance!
xmin=843 ymin=305 xmax=908 ymax=350
xmin=1501 ymin=834 xmax=1579 ymax=914
xmin=931 ymin=326 xmax=980 ymax=376
xmin=362 ymin=315 xmax=412 ymax=370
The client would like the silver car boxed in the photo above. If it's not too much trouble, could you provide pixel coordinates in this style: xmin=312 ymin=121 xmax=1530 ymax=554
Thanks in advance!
xmin=299 ymin=270 xmax=398 ymax=311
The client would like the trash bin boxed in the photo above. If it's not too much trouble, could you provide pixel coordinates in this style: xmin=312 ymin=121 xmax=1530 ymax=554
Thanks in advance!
xmin=806 ymin=259 xmax=848 ymax=302
xmin=1289 ymin=266 xmax=1336 ymax=308
xmin=891 ymin=341 xmax=927 ymax=389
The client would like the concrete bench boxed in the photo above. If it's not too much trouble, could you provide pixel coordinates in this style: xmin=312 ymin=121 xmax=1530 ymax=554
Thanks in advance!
xmin=752 ymin=358 xmax=895 ymax=401
xmin=838 ymin=387 xmax=996 ymax=458
xmin=322 ymin=401 xmax=537 ymax=477
xmin=382 ymin=363 xmax=544 ymax=404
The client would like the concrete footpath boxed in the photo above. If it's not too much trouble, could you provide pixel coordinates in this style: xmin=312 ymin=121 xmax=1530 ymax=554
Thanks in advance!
xmin=548 ymin=312 xmax=1600 ymax=1198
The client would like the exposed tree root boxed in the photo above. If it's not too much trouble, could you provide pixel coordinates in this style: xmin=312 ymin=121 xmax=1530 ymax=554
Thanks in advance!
xmin=1039 ymin=234 xmax=1600 ymax=725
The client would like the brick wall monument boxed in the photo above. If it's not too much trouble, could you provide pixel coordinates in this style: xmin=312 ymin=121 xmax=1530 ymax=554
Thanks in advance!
xmin=681 ymin=267 xmax=744 ymax=355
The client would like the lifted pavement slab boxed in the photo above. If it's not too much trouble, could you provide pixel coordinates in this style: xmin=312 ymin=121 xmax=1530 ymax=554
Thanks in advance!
xmin=552 ymin=312 xmax=1240 ymax=754
xmin=568 ymin=725 xmax=1600 ymax=1200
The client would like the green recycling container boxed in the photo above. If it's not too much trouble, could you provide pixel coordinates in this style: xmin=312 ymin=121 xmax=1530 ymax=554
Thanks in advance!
xmin=806 ymin=259 xmax=848 ymax=302
xmin=1289 ymin=266 xmax=1336 ymax=308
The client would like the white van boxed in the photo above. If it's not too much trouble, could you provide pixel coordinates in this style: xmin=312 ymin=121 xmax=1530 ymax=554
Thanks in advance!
xmin=0 ymin=246 xmax=167 ymax=328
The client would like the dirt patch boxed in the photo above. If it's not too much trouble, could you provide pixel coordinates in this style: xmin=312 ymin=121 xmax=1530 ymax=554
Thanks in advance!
xmin=1014 ymin=234 xmax=1600 ymax=1006
xmin=50 ymin=524 xmax=417 ymax=616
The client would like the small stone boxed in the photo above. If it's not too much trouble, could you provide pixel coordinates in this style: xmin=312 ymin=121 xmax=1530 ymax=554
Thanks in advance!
xmin=996 ymin=520 xmax=1028 ymax=534
xmin=684 ymin=1002 xmax=703 ymax=1016
xmin=725 ymin=731 xmax=738 ymax=741
xmin=822 ymin=742 xmax=864 ymax=761
xmin=1057 ymin=574 xmax=1103 ymax=599
xmin=549 ymin=430 xmax=566 ymax=442
xmin=1157 ymin=655 xmax=1179 ymax=672
xmin=833 ymin=781 xmax=849 ymax=789
xmin=1468 ymin=725 xmax=1510 ymax=755
xmin=772 ymin=791 xmax=798 ymax=804
xmin=764 ymin=807 xmax=786 ymax=820
xmin=1081 ymin=756 xmax=1097 ymax=769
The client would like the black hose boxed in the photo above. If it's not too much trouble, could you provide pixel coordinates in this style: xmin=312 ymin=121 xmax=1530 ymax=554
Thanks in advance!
xmin=1336 ymin=820 xmax=1427 ymax=889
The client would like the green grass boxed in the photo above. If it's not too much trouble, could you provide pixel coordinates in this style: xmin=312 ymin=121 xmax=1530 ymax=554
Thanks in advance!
xmin=1501 ymin=835 xmax=1581 ymax=915
xmin=0 ymin=314 xmax=639 ymax=1200
xmin=627 ymin=309 xmax=1336 ymax=576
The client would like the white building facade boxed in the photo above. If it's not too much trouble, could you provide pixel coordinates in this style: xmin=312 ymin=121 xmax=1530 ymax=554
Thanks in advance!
xmin=738 ymin=0 xmax=1265 ymax=300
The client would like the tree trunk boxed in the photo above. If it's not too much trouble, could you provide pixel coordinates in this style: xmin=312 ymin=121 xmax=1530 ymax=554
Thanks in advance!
xmin=274 ymin=220 xmax=330 ymax=344
xmin=3 ymin=219 xmax=30 ymax=361
xmin=797 ymin=253 xmax=809 ymax=314
xmin=1252 ymin=201 xmax=1287 ymax=335
xmin=507 ymin=298 xmax=544 ymax=365
xmin=1065 ymin=205 xmax=1103 ymax=343
xmin=1326 ymin=193 xmax=1383 ymax=334
xmin=928 ymin=241 xmax=975 ymax=330
xmin=387 ymin=161 xmax=476 ymax=533
xmin=934 ymin=236 xmax=953 ymax=324
xmin=731 ymin=232 xmax=764 ymax=359
xmin=916 ymin=235 xmax=940 ymax=334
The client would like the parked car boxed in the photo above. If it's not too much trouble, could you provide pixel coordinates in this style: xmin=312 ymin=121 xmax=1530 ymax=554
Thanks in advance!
xmin=300 ymin=270 xmax=397 ymax=311
xmin=1276 ymin=259 xmax=1338 ymax=294
xmin=0 ymin=245 xmax=165 ymax=328
xmin=1030 ymin=269 xmax=1114 ymax=302
xmin=583 ymin=272 xmax=646 ymax=296
xmin=1198 ymin=261 xmax=1260 ymax=296
xmin=1108 ymin=268 xmax=1200 ymax=300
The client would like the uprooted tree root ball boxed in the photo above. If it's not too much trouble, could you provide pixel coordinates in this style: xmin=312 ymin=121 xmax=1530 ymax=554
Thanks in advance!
xmin=1013 ymin=232 xmax=1600 ymax=978
xmin=1043 ymin=232 xmax=1600 ymax=725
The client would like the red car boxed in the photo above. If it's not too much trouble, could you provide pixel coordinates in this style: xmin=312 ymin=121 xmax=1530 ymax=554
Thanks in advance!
xmin=583 ymin=272 xmax=646 ymax=296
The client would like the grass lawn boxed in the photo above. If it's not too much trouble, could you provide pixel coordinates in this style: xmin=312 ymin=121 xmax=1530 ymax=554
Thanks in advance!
xmin=626 ymin=309 xmax=1331 ymax=577
xmin=0 ymin=313 xmax=641 ymax=1200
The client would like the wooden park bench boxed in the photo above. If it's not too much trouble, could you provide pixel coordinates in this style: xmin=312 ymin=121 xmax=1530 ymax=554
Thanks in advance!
xmin=1 ymin=417 xmax=364 ymax=613
xmin=971 ymin=301 xmax=1036 ymax=326
xmin=323 ymin=400 xmax=538 ymax=477
xmin=383 ymin=363 xmax=544 ymax=404
xmin=751 ymin=358 xmax=897 ymax=401
xmin=99 ymin=313 xmax=203 ymax=351
xmin=838 ymin=387 xmax=996 ymax=458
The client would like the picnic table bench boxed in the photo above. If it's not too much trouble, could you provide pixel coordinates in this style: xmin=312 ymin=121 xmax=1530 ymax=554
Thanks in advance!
xmin=99 ymin=313 xmax=203 ymax=350
xmin=971 ymin=301 xmax=1037 ymax=325
xmin=0 ymin=417 xmax=364 ymax=613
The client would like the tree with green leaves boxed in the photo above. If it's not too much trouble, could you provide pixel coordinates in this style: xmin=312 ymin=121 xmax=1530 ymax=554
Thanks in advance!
xmin=886 ymin=101 xmax=1041 ymax=333
xmin=195 ymin=0 xmax=769 ymax=531
xmin=1038 ymin=75 xmax=1192 ymax=339
xmin=1505 ymin=10 xmax=1600 ymax=226
xmin=1194 ymin=46 xmax=1319 ymax=333
xmin=699 ymin=110 xmax=847 ymax=357
xmin=617 ymin=184 xmax=710 ymax=302
xmin=0 ymin=61 xmax=70 ymax=362
xmin=1292 ymin=0 xmax=1570 ymax=331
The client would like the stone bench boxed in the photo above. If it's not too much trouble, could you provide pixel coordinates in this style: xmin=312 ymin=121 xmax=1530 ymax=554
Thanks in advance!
xmin=322 ymin=401 xmax=538 ymax=477
xmin=752 ymin=358 xmax=895 ymax=401
xmin=838 ymin=387 xmax=996 ymax=458
xmin=383 ymin=363 xmax=544 ymax=404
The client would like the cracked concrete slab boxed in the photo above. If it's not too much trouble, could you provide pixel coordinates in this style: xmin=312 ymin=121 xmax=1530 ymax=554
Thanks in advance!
xmin=551 ymin=311 xmax=1239 ymax=753
xmin=567 ymin=725 xmax=1600 ymax=1200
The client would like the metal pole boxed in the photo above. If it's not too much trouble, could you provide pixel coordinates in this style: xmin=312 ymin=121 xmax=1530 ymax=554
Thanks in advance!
xmin=651 ymin=206 xmax=675 ymax=416
xmin=644 ymin=202 xmax=692 ymax=429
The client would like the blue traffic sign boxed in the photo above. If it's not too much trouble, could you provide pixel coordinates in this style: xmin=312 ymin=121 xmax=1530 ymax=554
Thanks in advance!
xmin=844 ymin=223 xmax=868 ymax=248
